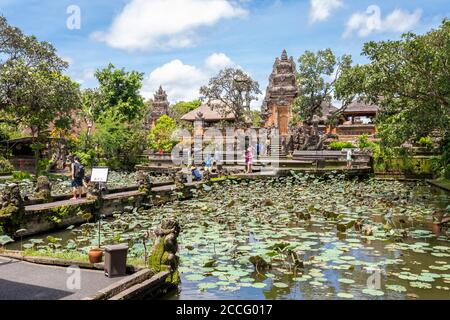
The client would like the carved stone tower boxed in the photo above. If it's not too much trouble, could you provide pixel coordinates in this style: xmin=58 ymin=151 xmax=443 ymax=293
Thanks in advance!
xmin=261 ymin=50 xmax=298 ymax=136
xmin=146 ymin=86 xmax=170 ymax=129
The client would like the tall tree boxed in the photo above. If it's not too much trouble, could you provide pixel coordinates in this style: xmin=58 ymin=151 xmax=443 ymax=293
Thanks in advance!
xmin=200 ymin=68 xmax=261 ymax=125
xmin=0 ymin=16 xmax=80 ymax=162
xmin=293 ymin=49 xmax=354 ymax=124
xmin=355 ymin=20 xmax=450 ymax=148
xmin=95 ymin=63 xmax=145 ymax=121
xmin=170 ymin=100 xmax=202 ymax=123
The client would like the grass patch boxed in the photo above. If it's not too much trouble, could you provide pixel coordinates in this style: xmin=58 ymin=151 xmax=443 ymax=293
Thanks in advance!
xmin=21 ymin=249 xmax=147 ymax=267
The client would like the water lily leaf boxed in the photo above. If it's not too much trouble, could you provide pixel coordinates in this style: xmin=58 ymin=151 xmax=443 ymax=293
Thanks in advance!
xmin=273 ymin=282 xmax=288 ymax=288
xmin=0 ymin=235 xmax=14 ymax=246
xmin=362 ymin=288 xmax=385 ymax=296
xmin=386 ymin=285 xmax=407 ymax=293
xmin=185 ymin=274 xmax=206 ymax=281
xmin=337 ymin=292 xmax=354 ymax=299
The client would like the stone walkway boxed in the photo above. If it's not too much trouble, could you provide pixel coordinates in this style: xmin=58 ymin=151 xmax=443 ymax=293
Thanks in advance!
xmin=25 ymin=185 xmax=179 ymax=212
xmin=0 ymin=257 xmax=127 ymax=300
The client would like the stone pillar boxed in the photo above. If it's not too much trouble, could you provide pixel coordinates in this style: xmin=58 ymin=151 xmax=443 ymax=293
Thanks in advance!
xmin=34 ymin=176 xmax=52 ymax=202
xmin=136 ymin=170 xmax=153 ymax=195
xmin=0 ymin=183 xmax=24 ymax=217
xmin=148 ymin=219 xmax=181 ymax=284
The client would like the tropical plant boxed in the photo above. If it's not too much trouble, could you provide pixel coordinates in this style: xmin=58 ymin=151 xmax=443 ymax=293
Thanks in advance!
xmin=352 ymin=20 xmax=450 ymax=167
xmin=0 ymin=17 xmax=81 ymax=163
xmin=95 ymin=63 xmax=145 ymax=122
xmin=0 ymin=156 xmax=13 ymax=174
xmin=148 ymin=115 xmax=178 ymax=153
xmin=329 ymin=141 xmax=355 ymax=150
xmin=293 ymin=49 xmax=356 ymax=124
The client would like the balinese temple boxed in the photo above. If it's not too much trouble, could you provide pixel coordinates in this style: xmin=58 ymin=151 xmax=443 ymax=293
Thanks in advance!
xmin=145 ymin=86 xmax=171 ymax=129
xmin=336 ymin=100 xmax=380 ymax=138
xmin=260 ymin=50 xmax=298 ymax=136
xmin=317 ymin=102 xmax=339 ymax=134
xmin=181 ymin=101 xmax=237 ymax=125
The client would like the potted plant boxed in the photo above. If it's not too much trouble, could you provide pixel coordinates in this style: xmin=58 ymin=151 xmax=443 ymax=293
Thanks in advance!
xmin=88 ymin=214 xmax=104 ymax=264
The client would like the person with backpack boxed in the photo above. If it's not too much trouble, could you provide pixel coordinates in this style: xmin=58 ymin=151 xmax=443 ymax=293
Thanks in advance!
xmin=71 ymin=156 xmax=85 ymax=200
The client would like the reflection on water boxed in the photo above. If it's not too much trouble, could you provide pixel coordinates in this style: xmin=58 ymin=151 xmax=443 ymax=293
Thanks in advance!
xmin=9 ymin=177 xmax=450 ymax=300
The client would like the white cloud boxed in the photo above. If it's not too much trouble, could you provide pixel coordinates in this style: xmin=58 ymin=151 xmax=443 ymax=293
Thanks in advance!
xmin=343 ymin=5 xmax=422 ymax=38
xmin=62 ymin=56 xmax=74 ymax=66
xmin=142 ymin=53 xmax=236 ymax=103
xmin=75 ymin=69 xmax=95 ymax=85
xmin=204 ymin=53 xmax=236 ymax=71
xmin=310 ymin=0 xmax=343 ymax=23
xmin=92 ymin=0 xmax=247 ymax=51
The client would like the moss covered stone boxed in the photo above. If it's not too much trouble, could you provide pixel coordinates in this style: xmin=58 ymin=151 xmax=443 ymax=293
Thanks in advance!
xmin=148 ymin=219 xmax=181 ymax=285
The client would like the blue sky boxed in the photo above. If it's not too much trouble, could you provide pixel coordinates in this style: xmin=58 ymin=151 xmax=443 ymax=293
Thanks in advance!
xmin=1 ymin=0 xmax=449 ymax=108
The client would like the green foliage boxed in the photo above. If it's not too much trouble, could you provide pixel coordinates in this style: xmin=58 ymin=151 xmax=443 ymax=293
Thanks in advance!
xmin=36 ymin=157 xmax=50 ymax=176
xmin=171 ymin=100 xmax=201 ymax=123
xmin=354 ymin=20 xmax=450 ymax=164
xmin=329 ymin=141 xmax=355 ymax=150
xmin=72 ymin=65 xmax=147 ymax=169
xmin=249 ymin=110 xmax=261 ymax=127
xmin=48 ymin=206 xmax=70 ymax=224
xmin=12 ymin=171 xmax=32 ymax=180
xmin=95 ymin=63 xmax=145 ymax=122
xmin=418 ymin=136 xmax=433 ymax=149
xmin=200 ymin=68 xmax=261 ymax=125
xmin=294 ymin=49 xmax=354 ymax=123
xmin=91 ymin=107 xmax=146 ymax=170
xmin=0 ymin=156 xmax=13 ymax=174
xmin=73 ymin=149 xmax=96 ymax=168
xmin=0 ymin=17 xmax=81 ymax=163
xmin=430 ymin=134 xmax=450 ymax=179
xmin=148 ymin=115 xmax=178 ymax=153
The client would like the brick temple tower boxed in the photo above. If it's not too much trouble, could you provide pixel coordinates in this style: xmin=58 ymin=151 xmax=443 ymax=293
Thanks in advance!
xmin=146 ymin=86 xmax=170 ymax=129
xmin=261 ymin=50 xmax=298 ymax=136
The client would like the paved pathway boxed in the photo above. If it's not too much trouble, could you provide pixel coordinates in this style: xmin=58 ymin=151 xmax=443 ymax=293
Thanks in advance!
xmin=0 ymin=257 xmax=127 ymax=300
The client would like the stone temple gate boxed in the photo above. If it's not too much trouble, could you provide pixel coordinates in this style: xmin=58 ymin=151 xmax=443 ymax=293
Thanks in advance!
xmin=260 ymin=49 xmax=298 ymax=136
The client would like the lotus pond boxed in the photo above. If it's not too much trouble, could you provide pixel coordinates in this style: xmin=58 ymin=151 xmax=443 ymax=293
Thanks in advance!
xmin=9 ymin=174 xmax=450 ymax=300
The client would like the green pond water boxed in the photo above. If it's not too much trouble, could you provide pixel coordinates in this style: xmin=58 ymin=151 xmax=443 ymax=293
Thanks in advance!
xmin=9 ymin=174 xmax=450 ymax=300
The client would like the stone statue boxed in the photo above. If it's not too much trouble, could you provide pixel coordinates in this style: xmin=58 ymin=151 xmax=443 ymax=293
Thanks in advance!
xmin=148 ymin=219 xmax=181 ymax=284
xmin=172 ymin=170 xmax=185 ymax=188
xmin=0 ymin=183 xmax=24 ymax=217
xmin=136 ymin=170 xmax=153 ymax=194
xmin=86 ymin=182 xmax=99 ymax=201
xmin=34 ymin=176 xmax=52 ymax=202
xmin=203 ymin=170 xmax=211 ymax=182
xmin=289 ymin=117 xmax=329 ymax=151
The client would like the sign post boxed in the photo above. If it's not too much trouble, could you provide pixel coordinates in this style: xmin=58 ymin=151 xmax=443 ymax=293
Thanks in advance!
xmin=90 ymin=167 xmax=109 ymax=241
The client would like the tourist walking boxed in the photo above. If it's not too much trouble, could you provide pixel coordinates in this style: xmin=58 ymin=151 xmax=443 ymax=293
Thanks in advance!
xmin=71 ymin=156 xmax=85 ymax=200
xmin=245 ymin=146 xmax=254 ymax=173
xmin=346 ymin=149 xmax=353 ymax=169
xmin=204 ymin=154 xmax=214 ymax=173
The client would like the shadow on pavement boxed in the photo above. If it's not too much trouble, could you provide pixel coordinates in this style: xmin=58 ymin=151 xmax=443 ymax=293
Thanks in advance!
xmin=0 ymin=279 xmax=73 ymax=300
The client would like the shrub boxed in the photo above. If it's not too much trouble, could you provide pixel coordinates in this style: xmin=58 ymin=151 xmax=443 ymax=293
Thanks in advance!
xmin=36 ymin=157 xmax=50 ymax=176
xmin=74 ymin=150 xmax=96 ymax=168
xmin=12 ymin=171 xmax=32 ymax=180
xmin=329 ymin=141 xmax=355 ymax=150
xmin=148 ymin=115 xmax=178 ymax=153
xmin=0 ymin=156 xmax=13 ymax=174
xmin=418 ymin=136 xmax=433 ymax=149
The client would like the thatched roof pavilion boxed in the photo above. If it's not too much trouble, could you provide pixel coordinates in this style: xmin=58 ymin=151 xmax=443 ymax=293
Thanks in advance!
xmin=181 ymin=101 xmax=237 ymax=123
